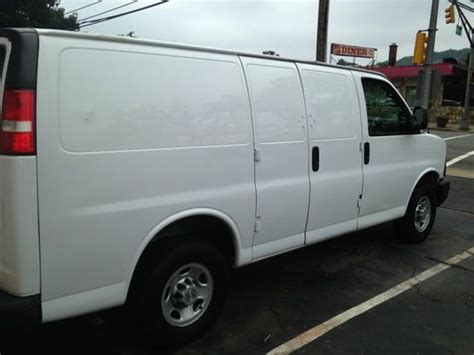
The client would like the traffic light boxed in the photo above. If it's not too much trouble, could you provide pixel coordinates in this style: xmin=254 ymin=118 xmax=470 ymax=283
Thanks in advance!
xmin=445 ymin=4 xmax=456 ymax=24
xmin=413 ymin=32 xmax=427 ymax=65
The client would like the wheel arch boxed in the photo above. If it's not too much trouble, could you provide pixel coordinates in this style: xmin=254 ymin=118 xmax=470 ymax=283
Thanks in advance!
xmin=125 ymin=208 xmax=243 ymax=296
xmin=404 ymin=168 xmax=440 ymax=214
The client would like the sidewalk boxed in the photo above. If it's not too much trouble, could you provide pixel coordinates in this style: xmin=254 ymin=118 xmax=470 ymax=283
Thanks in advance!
xmin=428 ymin=122 xmax=474 ymax=133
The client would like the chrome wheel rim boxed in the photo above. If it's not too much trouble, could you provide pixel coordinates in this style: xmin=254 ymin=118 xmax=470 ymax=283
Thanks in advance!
xmin=161 ymin=263 xmax=213 ymax=327
xmin=414 ymin=196 xmax=431 ymax=233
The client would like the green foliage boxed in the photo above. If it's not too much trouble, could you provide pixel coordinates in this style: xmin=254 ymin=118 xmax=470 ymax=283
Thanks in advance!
xmin=396 ymin=48 xmax=470 ymax=66
xmin=0 ymin=0 xmax=79 ymax=30
xmin=337 ymin=58 xmax=357 ymax=66
xmin=118 ymin=31 xmax=137 ymax=38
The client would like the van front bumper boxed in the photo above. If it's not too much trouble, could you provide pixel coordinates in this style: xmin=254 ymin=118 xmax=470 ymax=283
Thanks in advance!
xmin=0 ymin=290 xmax=40 ymax=329
xmin=436 ymin=178 xmax=450 ymax=206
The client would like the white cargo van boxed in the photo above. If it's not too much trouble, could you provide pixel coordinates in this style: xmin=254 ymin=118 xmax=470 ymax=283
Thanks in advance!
xmin=0 ymin=28 xmax=449 ymax=344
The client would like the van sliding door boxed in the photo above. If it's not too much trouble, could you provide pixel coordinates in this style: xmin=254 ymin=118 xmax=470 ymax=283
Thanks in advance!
xmin=241 ymin=57 xmax=310 ymax=259
xmin=297 ymin=64 xmax=363 ymax=242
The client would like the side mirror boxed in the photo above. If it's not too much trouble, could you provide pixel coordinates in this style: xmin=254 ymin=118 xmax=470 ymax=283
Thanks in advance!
xmin=413 ymin=106 xmax=428 ymax=129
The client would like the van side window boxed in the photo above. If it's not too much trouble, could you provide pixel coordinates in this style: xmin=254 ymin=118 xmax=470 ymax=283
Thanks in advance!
xmin=362 ymin=78 xmax=414 ymax=136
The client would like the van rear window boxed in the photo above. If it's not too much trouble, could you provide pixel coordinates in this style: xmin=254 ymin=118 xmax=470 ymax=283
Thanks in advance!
xmin=0 ymin=46 xmax=5 ymax=80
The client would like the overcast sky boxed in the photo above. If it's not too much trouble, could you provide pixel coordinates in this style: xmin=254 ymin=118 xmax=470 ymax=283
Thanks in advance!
xmin=61 ymin=0 xmax=470 ymax=65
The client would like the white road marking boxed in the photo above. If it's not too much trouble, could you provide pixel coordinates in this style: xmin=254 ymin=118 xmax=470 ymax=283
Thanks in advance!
xmin=444 ymin=134 xmax=472 ymax=141
xmin=447 ymin=151 xmax=474 ymax=167
xmin=267 ymin=247 xmax=474 ymax=355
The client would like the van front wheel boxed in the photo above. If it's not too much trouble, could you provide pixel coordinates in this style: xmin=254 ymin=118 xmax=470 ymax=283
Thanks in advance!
xmin=394 ymin=183 xmax=436 ymax=243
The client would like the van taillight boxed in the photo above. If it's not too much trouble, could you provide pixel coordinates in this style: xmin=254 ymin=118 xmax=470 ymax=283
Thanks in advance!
xmin=0 ymin=89 xmax=35 ymax=155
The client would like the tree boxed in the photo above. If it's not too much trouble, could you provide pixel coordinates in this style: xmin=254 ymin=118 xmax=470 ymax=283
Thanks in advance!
xmin=118 ymin=31 xmax=137 ymax=38
xmin=337 ymin=58 xmax=356 ymax=66
xmin=0 ymin=0 xmax=79 ymax=30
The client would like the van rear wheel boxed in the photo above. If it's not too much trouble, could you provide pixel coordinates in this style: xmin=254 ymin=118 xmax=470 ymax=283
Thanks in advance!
xmin=393 ymin=182 xmax=436 ymax=244
xmin=130 ymin=239 xmax=229 ymax=348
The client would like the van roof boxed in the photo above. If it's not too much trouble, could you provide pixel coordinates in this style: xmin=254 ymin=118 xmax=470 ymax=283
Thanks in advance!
xmin=21 ymin=28 xmax=386 ymax=78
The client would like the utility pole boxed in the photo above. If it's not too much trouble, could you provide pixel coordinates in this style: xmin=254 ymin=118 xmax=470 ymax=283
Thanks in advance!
xmin=447 ymin=0 xmax=474 ymax=130
xmin=316 ymin=0 xmax=330 ymax=62
xmin=420 ymin=0 xmax=439 ymax=109
xmin=460 ymin=30 xmax=474 ymax=130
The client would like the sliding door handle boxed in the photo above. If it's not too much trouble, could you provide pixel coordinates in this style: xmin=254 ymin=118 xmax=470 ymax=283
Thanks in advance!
xmin=364 ymin=142 xmax=370 ymax=165
xmin=312 ymin=146 xmax=320 ymax=172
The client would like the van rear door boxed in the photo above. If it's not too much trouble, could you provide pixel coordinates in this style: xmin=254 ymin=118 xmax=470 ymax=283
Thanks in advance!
xmin=0 ymin=29 xmax=40 ymax=298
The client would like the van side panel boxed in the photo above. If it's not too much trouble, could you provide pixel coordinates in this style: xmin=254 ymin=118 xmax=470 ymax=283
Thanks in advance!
xmin=58 ymin=49 xmax=251 ymax=151
xmin=36 ymin=36 xmax=256 ymax=318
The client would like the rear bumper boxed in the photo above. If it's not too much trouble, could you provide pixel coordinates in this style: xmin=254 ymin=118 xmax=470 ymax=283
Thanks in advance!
xmin=0 ymin=291 xmax=41 ymax=329
xmin=436 ymin=178 xmax=450 ymax=206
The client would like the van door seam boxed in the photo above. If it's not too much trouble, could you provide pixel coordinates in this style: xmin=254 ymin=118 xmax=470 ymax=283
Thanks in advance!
xmin=238 ymin=56 xmax=259 ymax=258
xmin=295 ymin=63 xmax=312 ymax=245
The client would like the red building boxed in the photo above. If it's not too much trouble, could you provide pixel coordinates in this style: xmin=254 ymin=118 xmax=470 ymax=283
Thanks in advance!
xmin=371 ymin=62 xmax=469 ymax=108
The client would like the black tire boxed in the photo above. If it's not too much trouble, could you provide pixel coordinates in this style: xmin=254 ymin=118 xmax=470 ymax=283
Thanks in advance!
xmin=129 ymin=239 xmax=229 ymax=348
xmin=393 ymin=182 xmax=437 ymax=244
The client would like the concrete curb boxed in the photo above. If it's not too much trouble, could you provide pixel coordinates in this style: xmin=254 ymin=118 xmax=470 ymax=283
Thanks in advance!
xmin=428 ymin=125 xmax=474 ymax=133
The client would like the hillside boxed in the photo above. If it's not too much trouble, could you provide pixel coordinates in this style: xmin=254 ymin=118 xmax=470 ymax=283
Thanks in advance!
xmin=379 ymin=48 xmax=470 ymax=66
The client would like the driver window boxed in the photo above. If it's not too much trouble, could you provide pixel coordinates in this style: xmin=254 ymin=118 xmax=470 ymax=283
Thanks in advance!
xmin=362 ymin=78 xmax=413 ymax=136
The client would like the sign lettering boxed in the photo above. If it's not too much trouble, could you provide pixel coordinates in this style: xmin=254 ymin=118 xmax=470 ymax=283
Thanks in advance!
xmin=331 ymin=43 xmax=376 ymax=59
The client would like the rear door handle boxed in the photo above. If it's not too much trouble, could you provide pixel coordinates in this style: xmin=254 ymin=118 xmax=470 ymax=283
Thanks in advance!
xmin=364 ymin=142 xmax=370 ymax=165
xmin=312 ymin=146 xmax=319 ymax=172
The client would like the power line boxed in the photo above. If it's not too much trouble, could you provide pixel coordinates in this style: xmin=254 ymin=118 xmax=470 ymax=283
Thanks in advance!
xmin=79 ymin=0 xmax=168 ymax=28
xmin=65 ymin=0 xmax=102 ymax=15
xmin=449 ymin=0 xmax=474 ymax=12
xmin=79 ymin=0 xmax=137 ymax=22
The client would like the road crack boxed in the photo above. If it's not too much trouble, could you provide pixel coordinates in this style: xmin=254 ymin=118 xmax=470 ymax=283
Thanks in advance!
xmin=348 ymin=262 xmax=381 ymax=274
xmin=411 ymin=267 xmax=441 ymax=302
xmin=267 ymin=305 xmax=285 ymax=332
xmin=425 ymin=256 xmax=474 ymax=273
xmin=439 ymin=206 xmax=474 ymax=216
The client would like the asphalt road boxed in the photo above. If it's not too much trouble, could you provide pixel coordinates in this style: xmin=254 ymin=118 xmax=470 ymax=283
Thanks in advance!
xmin=2 ymin=130 xmax=473 ymax=355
